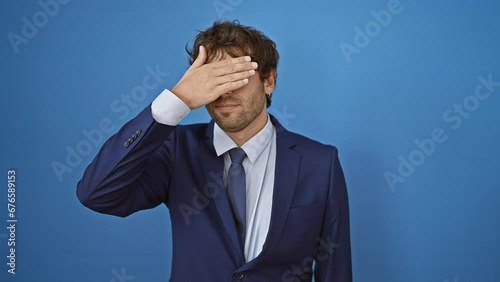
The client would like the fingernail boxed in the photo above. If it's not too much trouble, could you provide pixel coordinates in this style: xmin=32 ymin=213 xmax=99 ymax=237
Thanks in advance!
xmin=243 ymin=78 xmax=249 ymax=84
xmin=251 ymin=62 xmax=258 ymax=68
xmin=249 ymin=69 xmax=255 ymax=75
xmin=244 ymin=56 xmax=251 ymax=62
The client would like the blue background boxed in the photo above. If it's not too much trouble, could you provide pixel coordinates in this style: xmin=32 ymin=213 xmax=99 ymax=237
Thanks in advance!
xmin=1 ymin=0 xmax=499 ymax=281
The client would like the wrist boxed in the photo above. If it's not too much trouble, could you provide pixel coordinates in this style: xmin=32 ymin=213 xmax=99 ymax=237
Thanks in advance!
xmin=171 ymin=86 xmax=194 ymax=109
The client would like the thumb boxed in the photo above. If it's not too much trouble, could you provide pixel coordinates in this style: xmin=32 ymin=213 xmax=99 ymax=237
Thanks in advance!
xmin=191 ymin=45 xmax=207 ymax=68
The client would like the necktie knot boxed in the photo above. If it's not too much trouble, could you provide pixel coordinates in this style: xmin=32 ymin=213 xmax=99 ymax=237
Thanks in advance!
xmin=229 ymin=147 xmax=246 ymax=165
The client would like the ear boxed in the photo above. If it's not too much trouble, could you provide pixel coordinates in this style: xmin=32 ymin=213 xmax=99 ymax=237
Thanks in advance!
xmin=264 ymin=69 xmax=276 ymax=95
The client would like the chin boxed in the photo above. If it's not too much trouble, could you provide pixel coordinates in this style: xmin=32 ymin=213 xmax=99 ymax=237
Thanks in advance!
xmin=215 ymin=119 xmax=245 ymax=133
xmin=213 ymin=114 xmax=248 ymax=132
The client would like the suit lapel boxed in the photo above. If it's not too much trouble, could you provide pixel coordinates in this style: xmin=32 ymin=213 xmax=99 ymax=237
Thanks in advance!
xmin=240 ymin=116 xmax=301 ymax=270
xmin=199 ymin=121 xmax=246 ymax=264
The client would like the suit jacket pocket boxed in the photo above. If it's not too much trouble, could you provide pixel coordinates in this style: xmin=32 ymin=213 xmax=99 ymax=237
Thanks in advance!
xmin=287 ymin=200 xmax=326 ymax=223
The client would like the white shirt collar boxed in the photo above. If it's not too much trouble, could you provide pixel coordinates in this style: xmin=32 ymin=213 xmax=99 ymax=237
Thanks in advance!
xmin=213 ymin=115 xmax=274 ymax=163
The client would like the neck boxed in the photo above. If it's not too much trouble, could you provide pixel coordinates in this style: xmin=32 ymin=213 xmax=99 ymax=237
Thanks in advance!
xmin=227 ymin=109 xmax=268 ymax=147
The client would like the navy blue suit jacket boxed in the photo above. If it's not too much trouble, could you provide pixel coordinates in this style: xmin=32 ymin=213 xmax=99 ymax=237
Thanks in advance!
xmin=77 ymin=105 xmax=352 ymax=282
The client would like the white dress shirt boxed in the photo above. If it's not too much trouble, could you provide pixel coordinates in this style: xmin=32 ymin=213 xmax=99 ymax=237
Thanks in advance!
xmin=152 ymin=89 xmax=276 ymax=262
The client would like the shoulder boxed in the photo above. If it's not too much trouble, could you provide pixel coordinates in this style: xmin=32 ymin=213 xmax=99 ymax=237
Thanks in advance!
xmin=284 ymin=130 xmax=339 ymax=159
xmin=271 ymin=115 xmax=338 ymax=158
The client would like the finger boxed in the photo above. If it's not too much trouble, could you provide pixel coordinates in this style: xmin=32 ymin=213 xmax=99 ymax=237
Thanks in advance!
xmin=191 ymin=45 xmax=207 ymax=68
xmin=214 ymin=69 xmax=256 ymax=86
xmin=215 ymin=78 xmax=249 ymax=95
xmin=213 ymin=60 xmax=258 ymax=77
xmin=211 ymin=56 xmax=252 ymax=70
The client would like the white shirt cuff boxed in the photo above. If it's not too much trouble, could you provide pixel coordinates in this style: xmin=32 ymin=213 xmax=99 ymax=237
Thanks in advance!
xmin=151 ymin=89 xmax=190 ymax=125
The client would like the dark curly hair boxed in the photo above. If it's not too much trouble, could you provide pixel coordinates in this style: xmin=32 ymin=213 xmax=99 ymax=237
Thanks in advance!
xmin=186 ymin=21 xmax=279 ymax=107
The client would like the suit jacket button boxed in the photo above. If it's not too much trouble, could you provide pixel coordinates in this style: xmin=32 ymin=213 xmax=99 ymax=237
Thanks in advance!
xmin=124 ymin=140 xmax=130 ymax=148
xmin=128 ymin=137 xmax=133 ymax=144
xmin=136 ymin=129 xmax=142 ymax=136
xmin=233 ymin=272 xmax=245 ymax=280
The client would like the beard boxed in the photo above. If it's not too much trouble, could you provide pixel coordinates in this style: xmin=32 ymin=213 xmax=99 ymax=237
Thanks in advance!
xmin=206 ymin=92 xmax=266 ymax=133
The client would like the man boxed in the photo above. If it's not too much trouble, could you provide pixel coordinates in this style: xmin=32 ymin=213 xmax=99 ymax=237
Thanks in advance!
xmin=77 ymin=21 xmax=352 ymax=282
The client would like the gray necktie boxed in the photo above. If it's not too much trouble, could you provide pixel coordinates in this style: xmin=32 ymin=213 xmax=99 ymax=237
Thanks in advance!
xmin=227 ymin=147 xmax=247 ymax=247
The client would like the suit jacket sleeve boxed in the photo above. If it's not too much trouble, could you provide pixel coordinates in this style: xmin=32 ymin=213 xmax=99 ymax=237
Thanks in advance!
xmin=314 ymin=147 xmax=353 ymax=282
xmin=76 ymin=105 xmax=175 ymax=217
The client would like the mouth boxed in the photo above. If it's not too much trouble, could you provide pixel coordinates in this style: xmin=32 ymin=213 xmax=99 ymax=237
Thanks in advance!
xmin=215 ymin=104 xmax=239 ymax=113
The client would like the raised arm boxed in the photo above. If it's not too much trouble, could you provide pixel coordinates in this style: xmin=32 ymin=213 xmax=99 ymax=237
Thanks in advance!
xmin=76 ymin=105 xmax=177 ymax=217
xmin=77 ymin=46 xmax=259 ymax=217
